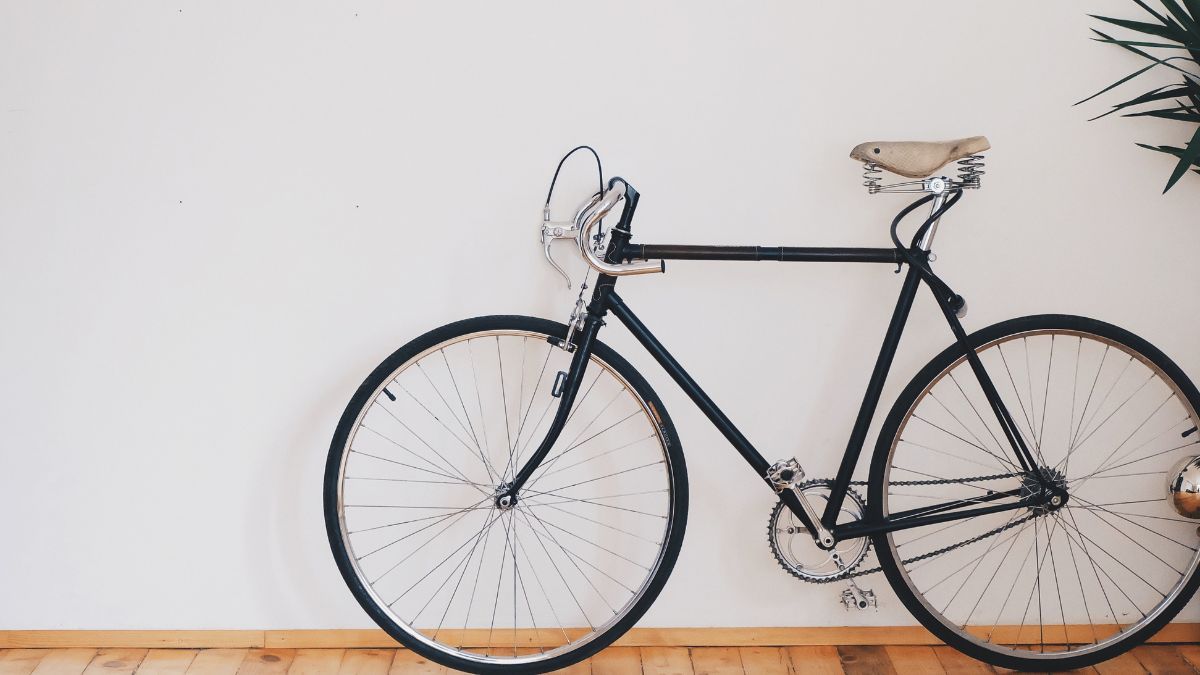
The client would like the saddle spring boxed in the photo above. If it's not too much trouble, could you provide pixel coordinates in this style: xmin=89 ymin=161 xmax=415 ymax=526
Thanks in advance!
xmin=862 ymin=161 xmax=883 ymax=194
xmin=861 ymin=155 xmax=985 ymax=194
xmin=957 ymin=155 xmax=985 ymax=189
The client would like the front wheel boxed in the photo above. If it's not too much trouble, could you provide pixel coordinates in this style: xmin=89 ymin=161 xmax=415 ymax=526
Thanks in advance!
xmin=870 ymin=314 xmax=1200 ymax=671
xmin=324 ymin=315 xmax=688 ymax=674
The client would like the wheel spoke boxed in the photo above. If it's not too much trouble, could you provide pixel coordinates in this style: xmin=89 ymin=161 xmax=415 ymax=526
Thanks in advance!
xmin=948 ymin=372 xmax=1021 ymax=470
xmin=996 ymin=342 xmax=1043 ymax=460
xmin=332 ymin=327 xmax=675 ymax=666
xmin=882 ymin=326 xmax=1200 ymax=662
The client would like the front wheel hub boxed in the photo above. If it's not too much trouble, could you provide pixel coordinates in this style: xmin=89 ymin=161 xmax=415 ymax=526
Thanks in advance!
xmin=494 ymin=482 xmax=517 ymax=511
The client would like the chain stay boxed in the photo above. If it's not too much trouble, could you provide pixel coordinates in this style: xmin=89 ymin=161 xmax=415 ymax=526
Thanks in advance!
xmin=804 ymin=471 xmax=1024 ymax=583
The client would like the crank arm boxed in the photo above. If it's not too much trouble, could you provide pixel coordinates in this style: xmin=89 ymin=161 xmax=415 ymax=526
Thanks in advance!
xmin=779 ymin=488 xmax=837 ymax=549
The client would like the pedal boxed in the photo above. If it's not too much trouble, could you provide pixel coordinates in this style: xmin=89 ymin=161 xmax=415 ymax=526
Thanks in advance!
xmin=840 ymin=582 xmax=877 ymax=611
xmin=767 ymin=458 xmax=805 ymax=490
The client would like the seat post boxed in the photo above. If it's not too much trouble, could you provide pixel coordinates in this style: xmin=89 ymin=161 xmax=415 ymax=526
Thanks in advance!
xmin=916 ymin=178 xmax=949 ymax=252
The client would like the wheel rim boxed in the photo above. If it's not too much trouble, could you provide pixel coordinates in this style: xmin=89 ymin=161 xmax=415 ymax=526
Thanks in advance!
xmin=882 ymin=329 xmax=1200 ymax=660
xmin=333 ymin=329 xmax=677 ymax=667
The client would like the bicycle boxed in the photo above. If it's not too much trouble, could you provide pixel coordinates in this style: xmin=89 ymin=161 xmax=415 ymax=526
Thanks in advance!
xmin=323 ymin=138 xmax=1200 ymax=673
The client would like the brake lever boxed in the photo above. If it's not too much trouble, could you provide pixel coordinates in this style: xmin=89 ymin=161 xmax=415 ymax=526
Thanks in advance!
xmin=541 ymin=206 xmax=580 ymax=289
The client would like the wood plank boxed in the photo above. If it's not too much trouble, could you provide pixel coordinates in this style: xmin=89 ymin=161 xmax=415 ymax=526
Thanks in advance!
xmin=588 ymin=647 xmax=640 ymax=675
xmin=6 ymin=624 xmax=1200 ymax=648
xmin=285 ymin=650 xmax=343 ymax=675
xmin=29 ymin=650 xmax=98 ymax=675
xmin=626 ymin=627 xmax=934 ymax=647
xmin=0 ymin=645 xmax=1186 ymax=675
xmin=385 ymin=651 xmax=444 ymax=675
xmin=640 ymin=647 xmax=693 ymax=675
xmin=236 ymin=651 xmax=294 ymax=675
xmin=80 ymin=650 xmax=147 ymax=675
xmin=263 ymin=638 xmax=391 ymax=652
xmin=135 ymin=651 xmax=197 ymax=675
xmin=79 ymin=650 xmax=146 ymax=675
xmin=931 ymin=646 xmax=993 ymax=674
xmin=885 ymin=646 xmax=945 ymax=674
xmin=184 ymin=650 xmax=248 ymax=675
xmin=1093 ymin=649 xmax=1147 ymax=675
xmin=735 ymin=647 xmax=788 ymax=675
xmin=837 ymin=646 xmax=896 ymax=675
xmin=689 ymin=647 xmax=742 ymax=675
xmin=1176 ymin=644 xmax=1200 ymax=672
xmin=0 ymin=650 xmax=48 ymax=675
xmin=334 ymin=651 xmax=393 ymax=675
xmin=0 ymin=636 xmax=261 ymax=650
xmin=1132 ymin=645 xmax=1194 ymax=675
xmin=785 ymin=646 xmax=844 ymax=675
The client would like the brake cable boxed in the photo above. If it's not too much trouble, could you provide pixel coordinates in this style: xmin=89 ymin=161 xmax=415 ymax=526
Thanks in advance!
xmin=543 ymin=145 xmax=604 ymax=218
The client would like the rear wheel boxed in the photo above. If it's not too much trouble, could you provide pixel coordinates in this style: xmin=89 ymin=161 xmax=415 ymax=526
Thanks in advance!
xmin=324 ymin=315 xmax=688 ymax=674
xmin=870 ymin=315 xmax=1200 ymax=671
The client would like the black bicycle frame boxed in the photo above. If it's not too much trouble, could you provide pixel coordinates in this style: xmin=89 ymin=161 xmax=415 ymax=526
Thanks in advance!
xmin=504 ymin=180 xmax=1047 ymax=544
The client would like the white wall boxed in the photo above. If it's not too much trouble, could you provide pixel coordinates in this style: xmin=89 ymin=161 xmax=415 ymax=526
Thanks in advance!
xmin=2 ymin=0 xmax=1198 ymax=630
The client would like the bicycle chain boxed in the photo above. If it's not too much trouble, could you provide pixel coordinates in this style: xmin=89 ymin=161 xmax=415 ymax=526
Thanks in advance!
xmin=788 ymin=472 xmax=1027 ymax=583
xmin=848 ymin=471 xmax=1019 ymax=488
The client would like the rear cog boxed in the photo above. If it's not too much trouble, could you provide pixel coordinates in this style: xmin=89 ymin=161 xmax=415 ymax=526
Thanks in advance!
xmin=769 ymin=479 xmax=870 ymax=583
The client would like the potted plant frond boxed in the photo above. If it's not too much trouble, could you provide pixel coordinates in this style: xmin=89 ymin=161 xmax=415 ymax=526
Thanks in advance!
xmin=1080 ymin=0 xmax=1200 ymax=192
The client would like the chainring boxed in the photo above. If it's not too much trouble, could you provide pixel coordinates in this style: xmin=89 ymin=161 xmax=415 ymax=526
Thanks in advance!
xmin=768 ymin=479 xmax=871 ymax=583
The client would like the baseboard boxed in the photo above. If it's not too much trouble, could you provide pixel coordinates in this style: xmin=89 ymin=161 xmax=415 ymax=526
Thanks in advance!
xmin=2 ymin=625 xmax=1198 ymax=648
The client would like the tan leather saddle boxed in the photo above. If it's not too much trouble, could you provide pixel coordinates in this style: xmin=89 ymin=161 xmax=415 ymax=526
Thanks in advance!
xmin=850 ymin=136 xmax=990 ymax=179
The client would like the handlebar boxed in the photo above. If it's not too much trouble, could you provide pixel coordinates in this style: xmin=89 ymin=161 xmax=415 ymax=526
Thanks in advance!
xmin=576 ymin=179 xmax=664 ymax=277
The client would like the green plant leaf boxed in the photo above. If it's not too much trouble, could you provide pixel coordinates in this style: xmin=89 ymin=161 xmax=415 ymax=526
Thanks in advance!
xmin=1089 ymin=30 xmax=1200 ymax=87
xmin=1137 ymin=142 xmax=1179 ymax=152
xmin=1137 ymin=142 xmax=1199 ymax=161
xmin=1076 ymin=60 xmax=1168 ymax=105
xmin=1089 ymin=84 xmax=1195 ymax=119
xmin=1136 ymin=143 xmax=1200 ymax=174
xmin=1090 ymin=14 xmax=1188 ymax=42
xmin=1181 ymin=0 xmax=1200 ymax=23
xmin=1091 ymin=28 xmax=1157 ymax=60
xmin=1157 ymin=0 xmax=1200 ymax=36
xmin=1088 ymin=5 xmax=1200 ymax=191
xmin=1133 ymin=0 xmax=1177 ymax=26
xmin=1163 ymin=123 xmax=1200 ymax=191
xmin=1094 ymin=37 xmax=1191 ymax=48
xmin=1163 ymin=0 xmax=1200 ymax=61
xmin=1089 ymin=29 xmax=1200 ymax=81
xmin=1125 ymin=107 xmax=1200 ymax=121
xmin=1122 ymin=84 xmax=1199 ymax=105
xmin=1120 ymin=97 xmax=1200 ymax=113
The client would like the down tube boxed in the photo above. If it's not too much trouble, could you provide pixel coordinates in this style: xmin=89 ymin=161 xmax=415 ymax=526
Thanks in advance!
xmin=821 ymin=265 xmax=924 ymax=527
xmin=604 ymin=291 xmax=772 ymax=476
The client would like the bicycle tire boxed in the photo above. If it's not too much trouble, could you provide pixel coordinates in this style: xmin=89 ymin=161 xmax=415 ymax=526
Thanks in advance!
xmin=324 ymin=315 xmax=688 ymax=674
xmin=869 ymin=314 xmax=1200 ymax=671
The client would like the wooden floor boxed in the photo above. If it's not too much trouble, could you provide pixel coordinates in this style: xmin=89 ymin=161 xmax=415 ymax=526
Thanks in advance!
xmin=3 ymin=646 xmax=1200 ymax=675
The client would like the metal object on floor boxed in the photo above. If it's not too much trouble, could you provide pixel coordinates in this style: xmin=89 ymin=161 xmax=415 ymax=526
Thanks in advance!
xmin=1168 ymin=455 xmax=1200 ymax=518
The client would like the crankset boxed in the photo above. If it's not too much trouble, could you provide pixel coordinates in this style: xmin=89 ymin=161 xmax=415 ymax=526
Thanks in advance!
xmin=768 ymin=470 xmax=1033 ymax=585
xmin=768 ymin=479 xmax=871 ymax=583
